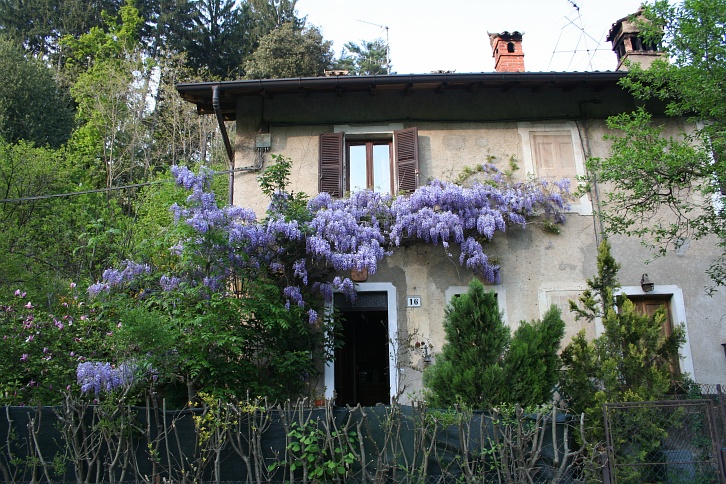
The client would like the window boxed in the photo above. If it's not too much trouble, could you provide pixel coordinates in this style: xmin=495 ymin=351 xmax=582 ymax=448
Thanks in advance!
xmin=348 ymin=140 xmax=392 ymax=193
xmin=531 ymin=132 xmax=578 ymax=181
xmin=518 ymin=122 xmax=591 ymax=215
xmin=319 ymin=127 xmax=419 ymax=196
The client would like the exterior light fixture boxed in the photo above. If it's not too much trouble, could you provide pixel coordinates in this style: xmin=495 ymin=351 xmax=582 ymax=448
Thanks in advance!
xmin=415 ymin=341 xmax=433 ymax=364
xmin=722 ymin=343 xmax=726 ymax=359
xmin=640 ymin=274 xmax=655 ymax=292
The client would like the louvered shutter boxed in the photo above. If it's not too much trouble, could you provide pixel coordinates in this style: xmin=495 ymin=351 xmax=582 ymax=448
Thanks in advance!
xmin=319 ymin=132 xmax=344 ymax=196
xmin=394 ymin=127 xmax=419 ymax=194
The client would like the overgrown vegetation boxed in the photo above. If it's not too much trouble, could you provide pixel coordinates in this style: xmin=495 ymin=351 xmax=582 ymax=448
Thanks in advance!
xmin=0 ymin=396 xmax=589 ymax=483
xmin=559 ymin=240 xmax=686 ymax=441
xmin=587 ymin=0 xmax=726 ymax=290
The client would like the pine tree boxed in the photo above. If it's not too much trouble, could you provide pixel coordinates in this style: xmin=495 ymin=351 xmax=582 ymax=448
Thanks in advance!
xmin=559 ymin=240 xmax=686 ymax=437
xmin=335 ymin=38 xmax=389 ymax=75
xmin=423 ymin=278 xmax=510 ymax=408
xmin=503 ymin=306 xmax=565 ymax=407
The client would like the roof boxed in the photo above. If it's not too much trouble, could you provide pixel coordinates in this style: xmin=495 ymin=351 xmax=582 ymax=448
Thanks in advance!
xmin=177 ymin=71 xmax=628 ymax=121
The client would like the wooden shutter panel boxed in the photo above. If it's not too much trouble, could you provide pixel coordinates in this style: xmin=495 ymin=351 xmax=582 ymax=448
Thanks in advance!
xmin=319 ymin=132 xmax=344 ymax=197
xmin=531 ymin=133 xmax=577 ymax=181
xmin=394 ymin=127 xmax=419 ymax=194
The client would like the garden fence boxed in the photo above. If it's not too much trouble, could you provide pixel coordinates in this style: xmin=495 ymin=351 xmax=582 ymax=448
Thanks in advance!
xmin=0 ymin=397 xmax=586 ymax=483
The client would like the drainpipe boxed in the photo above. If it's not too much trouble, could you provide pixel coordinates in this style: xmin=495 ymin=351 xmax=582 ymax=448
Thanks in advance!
xmin=212 ymin=85 xmax=235 ymax=205
xmin=577 ymin=100 xmax=607 ymax=244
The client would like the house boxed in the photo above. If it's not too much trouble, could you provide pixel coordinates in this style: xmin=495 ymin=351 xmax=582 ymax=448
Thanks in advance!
xmin=177 ymin=12 xmax=725 ymax=406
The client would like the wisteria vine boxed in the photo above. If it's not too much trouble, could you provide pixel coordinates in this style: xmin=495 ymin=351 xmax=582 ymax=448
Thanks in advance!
xmin=88 ymin=160 xmax=570 ymax=322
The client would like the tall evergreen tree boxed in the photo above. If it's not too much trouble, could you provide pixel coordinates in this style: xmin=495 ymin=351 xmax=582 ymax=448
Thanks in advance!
xmin=0 ymin=0 xmax=121 ymax=59
xmin=423 ymin=279 xmax=510 ymax=409
xmin=424 ymin=278 xmax=565 ymax=409
xmin=136 ymin=0 xmax=196 ymax=59
xmin=503 ymin=306 xmax=565 ymax=407
xmin=559 ymin=240 xmax=686 ymax=436
xmin=183 ymin=0 xmax=254 ymax=78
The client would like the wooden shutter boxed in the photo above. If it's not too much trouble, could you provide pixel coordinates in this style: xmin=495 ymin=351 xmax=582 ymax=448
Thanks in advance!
xmin=394 ymin=127 xmax=419 ymax=194
xmin=319 ymin=132 xmax=344 ymax=197
xmin=532 ymin=132 xmax=577 ymax=181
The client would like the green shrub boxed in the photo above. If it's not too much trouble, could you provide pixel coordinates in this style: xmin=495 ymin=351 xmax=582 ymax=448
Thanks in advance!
xmin=424 ymin=279 xmax=565 ymax=409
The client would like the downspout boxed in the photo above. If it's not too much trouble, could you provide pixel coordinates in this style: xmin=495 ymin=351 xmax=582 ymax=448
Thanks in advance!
xmin=577 ymin=100 xmax=607 ymax=245
xmin=212 ymin=85 xmax=235 ymax=205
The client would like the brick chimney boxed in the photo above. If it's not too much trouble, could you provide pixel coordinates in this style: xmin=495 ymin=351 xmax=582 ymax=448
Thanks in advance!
xmin=489 ymin=31 xmax=525 ymax=72
xmin=607 ymin=8 xmax=665 ymax=70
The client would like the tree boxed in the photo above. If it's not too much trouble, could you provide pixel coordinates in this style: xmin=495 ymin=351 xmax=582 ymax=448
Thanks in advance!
xmin=503 ymin=306 xmax=565 ymax=407
xmin=335 ymin=38 xmax=390 ymax=75
xmin=0 ymin=35 xmax=74 ymax=147
xmin=587 ymin=0 xmax=726 ymax=289
xmin=183 ymin=0 xmax=254 ymax=79
xmin=134 ymin=0 xmax=196 ymax=60
xmin=147 ymin=54 xmax=225 ymax=167
xmin=423 ymin=279 xmax=510 ymax=409
xmin=559 ymin=240 xmax=686 ymax=437
xmin=244 ymin=22 xmax=333 ymax=79
xmin=423 ymin=278 xmax=565 ymax=409
xmin=0 ymin=0 xmax=120 ymax=59
xmin=247 ymin=0 xmax=304 ymax=40
xmin=63 ymin=2 xmax=158 ymax=189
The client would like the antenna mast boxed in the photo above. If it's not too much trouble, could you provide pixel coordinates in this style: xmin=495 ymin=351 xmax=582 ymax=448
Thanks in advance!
xmin=548 ymin=0 xmax=603 ymax=71
xmin=356 ymin=19 xmax=390 ymax=74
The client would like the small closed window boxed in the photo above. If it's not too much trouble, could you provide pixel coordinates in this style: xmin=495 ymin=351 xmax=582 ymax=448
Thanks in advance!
xmin=531 ymin=132 xmax=578 ymax=181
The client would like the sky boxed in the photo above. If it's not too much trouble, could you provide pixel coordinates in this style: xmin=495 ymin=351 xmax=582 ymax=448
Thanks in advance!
xmin=295 ymin=0 xmax=646 ymax=74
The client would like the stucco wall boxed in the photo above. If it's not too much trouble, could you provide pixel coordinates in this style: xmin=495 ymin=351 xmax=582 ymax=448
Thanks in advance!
xmin=232 ymin=117 xmax=726 ymax=401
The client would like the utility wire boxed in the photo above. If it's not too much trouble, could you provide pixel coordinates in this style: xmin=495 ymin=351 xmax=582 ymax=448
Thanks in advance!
xmin=0 ymin=167 xmax=240 ymax=204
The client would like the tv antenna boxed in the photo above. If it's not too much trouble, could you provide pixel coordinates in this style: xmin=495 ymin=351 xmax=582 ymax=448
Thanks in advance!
xmin=356 ymin=19 xmax=391 ymax=74
xmin=547 ymin=0 xmax=608 ymax=71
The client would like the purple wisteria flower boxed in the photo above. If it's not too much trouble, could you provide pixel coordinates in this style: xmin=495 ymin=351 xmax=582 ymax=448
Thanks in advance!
xmin=88 ymin=163 xmax=569 ymax=324
xmin=159 ymin=275 xmax=182 ymax=292
xmin=76 ymin=361 xmax=139 ymax=395
xmin=88 ymin=260 xmax=151 ymax=297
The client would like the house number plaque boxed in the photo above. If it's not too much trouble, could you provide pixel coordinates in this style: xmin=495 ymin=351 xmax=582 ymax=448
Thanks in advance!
xmin=407 ymin=296 xmax=421 ymax=307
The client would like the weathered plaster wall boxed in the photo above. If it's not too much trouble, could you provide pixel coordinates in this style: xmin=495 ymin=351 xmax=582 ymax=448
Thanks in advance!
xmin=232 ymin=116 xmax=726 ymax=402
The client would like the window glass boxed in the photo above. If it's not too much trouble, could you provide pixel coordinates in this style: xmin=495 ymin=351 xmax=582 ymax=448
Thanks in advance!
xmin=347 ymin=141 xmax=392 ymax=193
xmin=349 ymin=145 xmax=368 ymax=192
xmin=372 ymin=144 xmax=391 ymax=192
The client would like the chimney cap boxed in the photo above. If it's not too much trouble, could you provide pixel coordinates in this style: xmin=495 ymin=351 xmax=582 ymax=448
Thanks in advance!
xmin=488 ymin=31 xmax=524 ymax=45
xmin=606 ymin=6 xmax=646 ymax=42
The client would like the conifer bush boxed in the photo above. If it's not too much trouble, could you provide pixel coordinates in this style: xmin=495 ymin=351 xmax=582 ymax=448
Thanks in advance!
xmin=423 ymin=279 xmax=565 ymax=409
xmin=423 ymin=279 xmax=509 ymax=408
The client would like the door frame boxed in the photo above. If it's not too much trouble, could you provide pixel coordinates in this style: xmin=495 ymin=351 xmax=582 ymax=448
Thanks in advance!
xmin=325 ymin=282 xmax=399 ymax=402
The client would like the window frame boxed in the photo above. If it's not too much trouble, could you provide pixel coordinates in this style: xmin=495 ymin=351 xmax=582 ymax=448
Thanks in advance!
xmin=346 ymin=139 xmax=394 ymax=194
